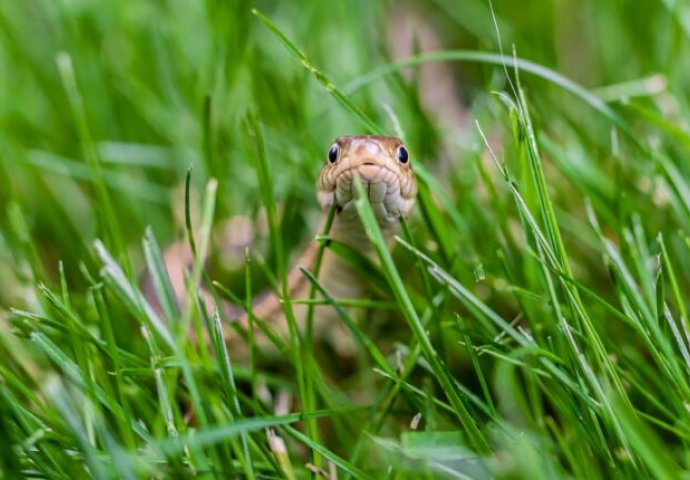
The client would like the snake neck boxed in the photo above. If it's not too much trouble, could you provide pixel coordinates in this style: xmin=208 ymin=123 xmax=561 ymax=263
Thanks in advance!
xmin=273 ymin=213 xmax=396 ymax=304
xmin=329 ymin=213 xmax=399 ymax=256
xmin=308 ymin=214 xmax=398 ymax=300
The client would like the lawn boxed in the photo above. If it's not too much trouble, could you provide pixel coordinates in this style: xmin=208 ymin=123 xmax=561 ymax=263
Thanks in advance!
xmin=2 ymin=1 xmax=690 ymax=478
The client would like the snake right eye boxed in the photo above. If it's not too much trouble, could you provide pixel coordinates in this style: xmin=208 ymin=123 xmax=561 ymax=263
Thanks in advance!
xmin=327 ymin=144 xmax=340 ymax=163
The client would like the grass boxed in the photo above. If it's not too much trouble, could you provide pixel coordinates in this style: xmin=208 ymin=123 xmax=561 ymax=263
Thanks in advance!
xmin=2 ymin=0 xmax=690 ymax=478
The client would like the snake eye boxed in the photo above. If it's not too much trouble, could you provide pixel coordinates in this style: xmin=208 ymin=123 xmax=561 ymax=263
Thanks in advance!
xmin=327 ymin=144 xmax=340 ymax=164
xmin=396 ymin=145 xmax=409 ymax=164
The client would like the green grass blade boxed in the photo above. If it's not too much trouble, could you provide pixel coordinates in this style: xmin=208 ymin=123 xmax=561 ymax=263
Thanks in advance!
xmin=252 ymin=9 xmax=384 ymax=135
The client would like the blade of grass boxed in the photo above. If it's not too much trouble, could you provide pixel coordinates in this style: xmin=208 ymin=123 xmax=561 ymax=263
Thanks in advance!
xmin=56 ymin=52 xmax=127 ymax=264
xmin=252 ymin=8 xmax=384 ymax=135
xmin=142 ymin=227 xmax=181 ymax=322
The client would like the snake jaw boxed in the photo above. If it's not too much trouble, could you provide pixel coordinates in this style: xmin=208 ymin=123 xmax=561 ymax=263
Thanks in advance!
xmin=317 ymin=135 xmax=417 ymax=229
xmin=318 ymin=166 xmax=416 ymax=223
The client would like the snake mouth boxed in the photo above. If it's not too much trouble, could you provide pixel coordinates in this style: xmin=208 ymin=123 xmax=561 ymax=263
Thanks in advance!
xmin=318 ymin=163 xmax=413 ymax=222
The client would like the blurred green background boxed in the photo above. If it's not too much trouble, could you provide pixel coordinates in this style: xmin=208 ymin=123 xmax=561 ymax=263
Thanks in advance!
xmin=2 ymin=0 xmax=690 ymax=478
xmin=3 ymin=0 xmax=687 ymax=283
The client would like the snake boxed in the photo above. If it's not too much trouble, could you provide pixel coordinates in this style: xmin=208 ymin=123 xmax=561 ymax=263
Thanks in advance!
xmin=153 ymin=135 xmax=417 ymax=354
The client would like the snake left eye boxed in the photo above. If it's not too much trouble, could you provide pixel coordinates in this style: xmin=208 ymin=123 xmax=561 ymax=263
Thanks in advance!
xmin=396 ymin=146 xmax=409 ymax=164
xmin=327 ymin=144 xmax=340 ymax=164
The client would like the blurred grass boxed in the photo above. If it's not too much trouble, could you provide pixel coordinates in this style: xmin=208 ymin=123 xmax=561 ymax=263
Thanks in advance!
xmin=2 ymin=0 xmax=690 ymax=478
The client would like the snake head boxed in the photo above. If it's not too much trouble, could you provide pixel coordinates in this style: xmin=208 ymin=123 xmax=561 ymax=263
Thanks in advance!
xmin=316 ymin=135 xmax=417 ymax=227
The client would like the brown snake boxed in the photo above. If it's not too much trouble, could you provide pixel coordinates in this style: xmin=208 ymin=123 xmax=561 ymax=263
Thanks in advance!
xmin=156 ymin=135 xmax=417 ymax=354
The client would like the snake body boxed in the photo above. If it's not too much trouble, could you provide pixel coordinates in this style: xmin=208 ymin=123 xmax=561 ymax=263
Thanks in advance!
xmin=153 ymin=135 xmax=417 ymax=353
